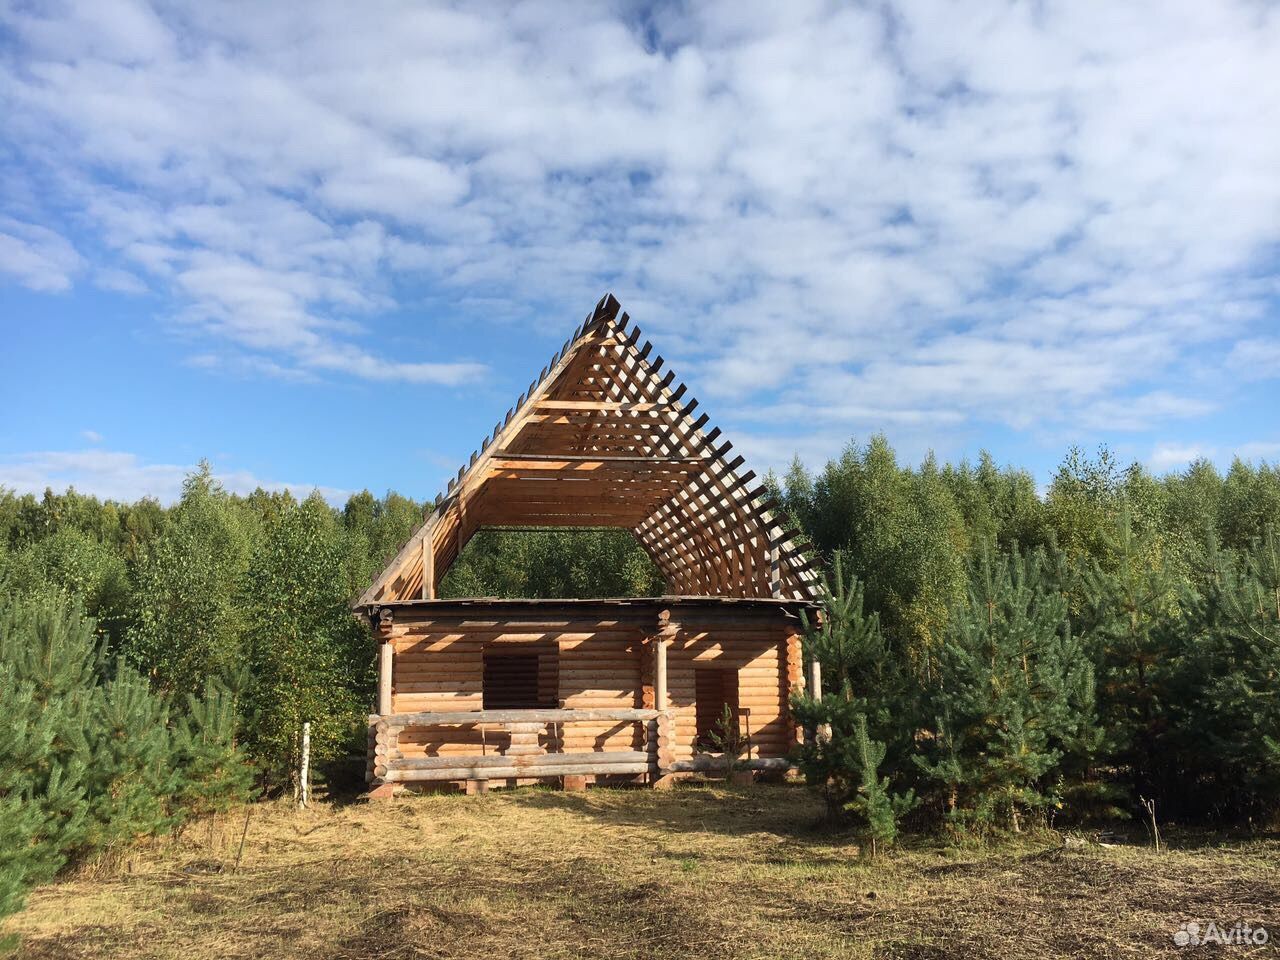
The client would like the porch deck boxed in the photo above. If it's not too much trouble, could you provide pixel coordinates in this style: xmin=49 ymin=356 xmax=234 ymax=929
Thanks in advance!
xmin=370 ymin=707 xmax=791 ymax=785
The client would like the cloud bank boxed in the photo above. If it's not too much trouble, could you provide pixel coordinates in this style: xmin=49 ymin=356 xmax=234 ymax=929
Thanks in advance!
xmin=0 ymin=448 xmax=350 ymax=505
xmin=1 ymin=0 xmax=1278 ymax=439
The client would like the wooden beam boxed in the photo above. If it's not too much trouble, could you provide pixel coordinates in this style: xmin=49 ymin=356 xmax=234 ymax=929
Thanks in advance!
xmin=534 ymin=400 xmax=670 ymax=412
xmin=384 ymin=761 xmax=652 ymax=782
xmin=420 ymin=522 xmax=436 ymax=600
xmin=654 ymin=609 xmax=670 ymax=711
xmin=390 ymin=751 xmax=649 ymax=771
xmin=378 ymin=639 xmax=393 ymax=715
xmin=378 ymin=707 xmax=661 ymax=728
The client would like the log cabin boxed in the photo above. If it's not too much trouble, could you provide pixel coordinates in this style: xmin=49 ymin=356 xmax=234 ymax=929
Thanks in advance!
xmin=355 ymin=294 xmax=824 ymax=794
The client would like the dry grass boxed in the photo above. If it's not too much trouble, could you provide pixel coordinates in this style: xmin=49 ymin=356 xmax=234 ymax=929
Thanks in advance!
xmin=7 ymin=784 xmax=1279 ymax=959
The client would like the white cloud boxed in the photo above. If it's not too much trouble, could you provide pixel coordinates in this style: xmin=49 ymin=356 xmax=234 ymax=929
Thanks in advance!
xmin=1148 ymin=439 xmax=1280 ymax=474
xmin=1226 ymin=339 xmax=1280 ymax=381
xmin=0 ymin=0 xmax=1277 ymax=422
xmin=0 ymin=217 xmax=82 ymax=291
xmin=81 ymin=430 xmax=102 ymax=443
xmin=1236 ymin=441 xmax=1280 ymax=464
xmin=93 ymin=266 xmax=148 ymax=295
xmin=1149 ymin=442 xmax=1215 ymax=473
xmin=0 ymin=448 xmax=349 ymax=505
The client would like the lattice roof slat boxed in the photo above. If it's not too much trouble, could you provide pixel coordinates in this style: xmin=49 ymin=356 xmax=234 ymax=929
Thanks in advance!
xmin=356 ymin=294 xmax=820 ymax=605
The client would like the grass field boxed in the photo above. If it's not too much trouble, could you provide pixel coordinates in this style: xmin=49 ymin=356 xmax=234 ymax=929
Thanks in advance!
xmin=8 ymin=784 xmax=1279 ymax=959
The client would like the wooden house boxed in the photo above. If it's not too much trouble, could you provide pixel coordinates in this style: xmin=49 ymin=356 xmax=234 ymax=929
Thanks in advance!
xmin=355 ymin=294 xmax=823 ymax=793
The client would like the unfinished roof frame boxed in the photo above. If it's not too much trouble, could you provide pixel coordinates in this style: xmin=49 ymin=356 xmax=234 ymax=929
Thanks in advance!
xmin=355 ymin=293 xmax=822 ymax=608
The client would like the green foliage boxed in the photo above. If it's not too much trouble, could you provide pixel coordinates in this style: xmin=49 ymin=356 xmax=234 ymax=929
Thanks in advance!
xmin=1157 ymin=529 xmax=1280 ymax=822
xmin=441 ymin=528 xmax=665 ymax=599
xmin=242 ymin=494 xmax=370 ymax=788
xmin=0 ymin=592 xmax=248 ymax=934
xmin=171 ymin=677 xmax=254 ymax=817
xmin=801 ymin=553 xmax=888 ymax=697
xmin=3 ymin=526 xmax=129 ymax=630
xmin=704 ymin=703 xmax=748 ymax=774
xmin=781 ymin=437 xmax=968 ymax=676
xmin=846 ymin=714 xmax=915 ymax=854
xmin=340 ymin=490 xmax=425 ymax=596
xmin=914 ymin=550 xmax=1100 ymax=833
xmin=792 ymin=559 xmax=915 ymax=843
xmin=122 ymin=465 xmax=254 ymax=695
xmin=1074 ymin=505 xmax=1180 ymax=808
xmin=0 ymin=594 xmax=96 ymax=897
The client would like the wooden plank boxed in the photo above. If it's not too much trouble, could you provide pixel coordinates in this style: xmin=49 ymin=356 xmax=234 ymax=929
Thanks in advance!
xmin=385 ymin=761 xmax=652 ymax=782
xmin=534 ymin=400 xmax=669 ymax=412
xmin=670 ymin=756 xmax=792 ymax=772
xmin=378 ymin=640 xmax=393 ymax=716
xmin=391 ymin=751 xmax=648 ymax=771
xmin=380 ymin=708 xmax=660 ymax=728
xmin=421 ymin=519 xmax=436 ymax=600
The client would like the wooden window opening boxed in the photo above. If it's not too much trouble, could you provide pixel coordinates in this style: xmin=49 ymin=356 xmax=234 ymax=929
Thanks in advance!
xmin=482 ymin=652 xmax=544 ymax=709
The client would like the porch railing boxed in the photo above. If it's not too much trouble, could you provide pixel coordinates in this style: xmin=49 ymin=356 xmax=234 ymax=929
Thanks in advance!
xmin=371 ymin=708 xmax=675 ymax=784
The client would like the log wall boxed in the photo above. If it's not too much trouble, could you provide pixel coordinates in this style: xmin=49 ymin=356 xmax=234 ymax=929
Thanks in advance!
xmin=666 ymin=609 xmax=799 ymax=762
xmin=379 ymin=602 xmax=802 ymax=766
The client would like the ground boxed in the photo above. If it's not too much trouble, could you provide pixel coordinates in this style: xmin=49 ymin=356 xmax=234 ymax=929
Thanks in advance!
xmin=8 ymin=784 xmax=1279 ymax=959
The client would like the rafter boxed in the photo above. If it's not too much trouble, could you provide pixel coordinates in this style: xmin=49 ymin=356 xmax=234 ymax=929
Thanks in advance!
xmin=354 ymin=293 xmax=820 ymax=607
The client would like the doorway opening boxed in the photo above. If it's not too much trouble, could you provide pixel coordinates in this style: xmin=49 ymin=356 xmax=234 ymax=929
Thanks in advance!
xmin=694 ymin=667 xmax=740 ymax=752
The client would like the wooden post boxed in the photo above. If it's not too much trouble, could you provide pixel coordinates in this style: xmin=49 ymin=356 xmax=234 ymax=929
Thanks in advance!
xmin=654 ymin=632 xmax=668 ymax=711
xmin=299 ymin=721 xmax=311 ymax=808
xmin=378 ymin=637 xmax=394 ymax=716
xmin=809 ymin=659 xmax=831 ymax=743
xmin=420 ymin=525 xmax=435 ymax=600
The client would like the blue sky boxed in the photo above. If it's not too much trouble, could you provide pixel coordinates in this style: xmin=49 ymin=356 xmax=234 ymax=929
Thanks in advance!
xmin=1 ymin=0 xmax=1278 ymax=506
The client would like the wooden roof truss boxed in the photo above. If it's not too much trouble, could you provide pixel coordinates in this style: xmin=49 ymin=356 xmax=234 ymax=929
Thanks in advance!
xmin=357 ymin=294 xmax=822 ymax=605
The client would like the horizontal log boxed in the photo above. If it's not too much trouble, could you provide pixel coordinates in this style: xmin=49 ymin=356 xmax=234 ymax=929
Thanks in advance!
xmin=385 ymin=761 xmax=653 ymax=782
xmin=533 ymin=399 xmax=669 ymax=411
xmin=393 ymin=663 xmax=485 ymax=675
xmin=560 ymin=691 xmax=640 ymax=701
xmin=379 ymin=708 xmax=660 ymax=729
xmin=390 ymin=751 xmax=648 ymax=771
xmin=560 ymin=671 xmax=640 ymax=681
xmin=391 ymin=623 xmax=644 ymax=636
xmin=670 ymin=756 xmax=792 ymax=772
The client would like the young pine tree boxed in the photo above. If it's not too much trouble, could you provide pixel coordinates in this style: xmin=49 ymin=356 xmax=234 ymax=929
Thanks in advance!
xmin=915 ymin=549 xmax=1099 ymax=833
xmin=1075 ymin=504 xmax=1180 ymax=814
xmin=0 ymin=594 xmax=96 ymax=901
xmin=83 ymin=669 xmax=181 ymax=849
xmin=1158 ymin=528 xmax=1280 ymax=823
xmin=845 ymin=713 xmax=915 ymax=856
xmin=171 ymin=676 xmax=254 ymax=817
xmin=792 ymin=555 xmax=914 ymax=838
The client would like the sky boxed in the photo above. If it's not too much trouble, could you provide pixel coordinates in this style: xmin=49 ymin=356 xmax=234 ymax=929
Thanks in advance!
xmin=1 ymin=0 xmax=1278 ymax=507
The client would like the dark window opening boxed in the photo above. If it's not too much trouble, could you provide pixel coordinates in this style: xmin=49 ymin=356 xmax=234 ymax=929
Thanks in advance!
xmin=694 ymin=667 xmax=740 ymax=752
xmin=482 ymin=653 xmax=543 ymax=709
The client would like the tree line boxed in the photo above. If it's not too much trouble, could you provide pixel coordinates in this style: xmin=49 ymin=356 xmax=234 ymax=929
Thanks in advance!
xmin=783 ymin=439 xmax=1280 ymax=845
